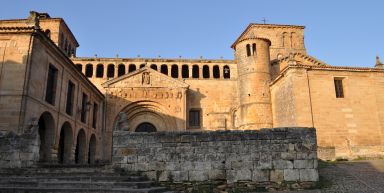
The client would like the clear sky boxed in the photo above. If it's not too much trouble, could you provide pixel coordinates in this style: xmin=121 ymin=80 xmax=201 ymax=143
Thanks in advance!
xmin=1 ymin=0 xmax=383 ymax=67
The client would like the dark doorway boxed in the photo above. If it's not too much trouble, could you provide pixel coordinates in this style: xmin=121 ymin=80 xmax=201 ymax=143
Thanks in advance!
xmin=58 ymin=122 xmax=73 ymax=164
xmin=88 ymin=134 xmax=96 ymax=164
xmin=38 ymin=112 xmax=55 ymax=162
xmin=75 ymin=129 xmax=86 ymax=164
xmin=135 ymin=122 xmax=157 ymax=132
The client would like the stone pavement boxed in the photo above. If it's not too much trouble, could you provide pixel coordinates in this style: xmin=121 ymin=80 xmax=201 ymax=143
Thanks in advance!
xmin=273 ymin=159 xmax=384 ymax=193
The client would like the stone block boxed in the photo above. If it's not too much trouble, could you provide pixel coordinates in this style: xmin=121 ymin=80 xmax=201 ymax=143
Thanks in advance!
xmin=208 ymin=169 xmax=226 ymax=180
xmin=170 ymin=171 xmax=188 ymax=182
xmin=273 ymin=159 xmax=293 ymax=169
xmin=158 ymin=170 xmax=171 ymax=181
xmin=255 ymin=160 xmax=272 ymax=169
xmin=284 ymin=169 xmax=299 ymax=181
xmin=252 ymin=169 xmax=269 ymax=181
xmin=226 ymin=169 xmax=252 ymax=182
xmin=299 ymin=169 xmax=319 ymax=181
xmin=189 ymin=170 xmax=208 ymax=181
xmin=294 ymin=160 xmax=313 ymax=169
xmin=270 ymin=170 xmax=284 ymax=182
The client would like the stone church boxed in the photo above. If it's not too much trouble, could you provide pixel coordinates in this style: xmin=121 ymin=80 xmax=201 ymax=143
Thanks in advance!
xmin=0 ymin=11 xmax=383 ymax=167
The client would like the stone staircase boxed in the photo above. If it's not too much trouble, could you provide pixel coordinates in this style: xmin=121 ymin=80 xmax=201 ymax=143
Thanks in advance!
xmin=0 ymin=165 xmax=175 ymax=193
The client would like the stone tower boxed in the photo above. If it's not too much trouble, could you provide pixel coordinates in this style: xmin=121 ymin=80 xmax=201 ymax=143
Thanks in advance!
xmin=234 ymin=37 xmax=273 ymax=129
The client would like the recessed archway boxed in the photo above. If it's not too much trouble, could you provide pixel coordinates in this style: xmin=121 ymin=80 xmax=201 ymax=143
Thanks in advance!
xmin=75 ymin=129 xmax=87 ymax=164
xmin=38 ymin=112 xmax=55 ymax=162
xmin=135 ymin=122 xmax=157 ymax=132
xmin=58 ymin=122 xmax=73 ymax=164
xmin=88 ymin=134 xmax=97 ymax=164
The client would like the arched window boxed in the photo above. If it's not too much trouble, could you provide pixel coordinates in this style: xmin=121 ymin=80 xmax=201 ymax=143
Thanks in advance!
xmin=246 ymin=44 xmax=251 ymax=57
xmin=85 ymin=64 xmax=93 ymax=77
xmin=223 ymin=65 xmax=230 ymax=79
xmin=139 ymin=64 xmax=145 ymax=69
xmin=203 ymin=65 xmax=209 ymax=78
xmin=161 ymin=64 xmax=168 ymax=75
xmin=171 ymin=64 xmax=178 ymax=78
xmin=213 ymin=65 xmax=220 ymax=78
xmin=282 ymin=32 xmax=289 ymax=47
xmin=118 ymin=64 xmax=125 ymax=77
xmin=252 ymin=43 xmax=256 ymax=56
xmin=107 ymin=64 xmax=115 ymax=78
xmin=128 ymin=64 xmax=136 ymax=73
xmin=75 ymin=64 xmax=82 ymax=72
xmin=291 ymin=32 xmax=296 ymax=47
xmin=192 ymin=65 xmax=199 ymax=78
xmin=96 ymin=64 xmax=104 ymax=78
xmin=182 ymin=65 xmax=189 ymax=78
xmin=150 ymin=64 xmax=157 ymax=71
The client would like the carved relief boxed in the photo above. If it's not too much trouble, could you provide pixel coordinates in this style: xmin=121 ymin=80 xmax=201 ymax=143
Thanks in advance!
xmin=142 ymin=72 xmax=150 ymax=85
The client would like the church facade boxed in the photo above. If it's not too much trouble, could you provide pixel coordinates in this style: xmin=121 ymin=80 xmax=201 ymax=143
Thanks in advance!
xmin=0 ymin=12 xmax=383 ymax=166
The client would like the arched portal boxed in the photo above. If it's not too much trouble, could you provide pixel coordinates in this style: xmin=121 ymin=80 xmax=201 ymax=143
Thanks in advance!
xmin=75 ymin=129 xmax=86 ymax=164
xmin=135 ymin=122 xmax=157 ymax=132
xmin=88 ymin=134 xmax=96 ymax=164
xmin=58 ymin=122 xmax=73 ymax=164
xmin=38 ymin=112 xmax=55 ymax=162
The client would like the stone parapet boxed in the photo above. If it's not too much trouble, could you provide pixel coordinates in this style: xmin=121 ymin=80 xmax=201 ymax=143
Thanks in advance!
xmin=112 ymin=128 xmax=318 ymax=190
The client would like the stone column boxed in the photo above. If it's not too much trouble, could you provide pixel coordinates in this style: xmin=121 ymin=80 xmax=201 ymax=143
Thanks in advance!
xmin=178 ymin=64 xmax=182 ymax=79
xmin=199 ymin=66 xmax=203 ymax=79
xmin=189 ymin=65 xmax=193 ymax=78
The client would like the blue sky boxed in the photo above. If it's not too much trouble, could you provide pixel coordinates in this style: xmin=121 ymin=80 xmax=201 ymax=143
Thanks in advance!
xmin=1 ymin=0 xmax=383 ymax=67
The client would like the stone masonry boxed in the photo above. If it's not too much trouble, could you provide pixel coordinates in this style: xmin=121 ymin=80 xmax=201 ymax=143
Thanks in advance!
xmin=113 ymin=128 xmax=318 ymax=189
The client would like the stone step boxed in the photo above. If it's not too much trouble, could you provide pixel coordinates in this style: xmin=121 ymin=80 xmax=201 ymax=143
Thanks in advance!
xmin=0 ymin=181 xmax=155 ymax=189
xmin=0 ymin=186 xmax=169 ymax=193
xmin=0 ymin=175 xmax=147 ymax=182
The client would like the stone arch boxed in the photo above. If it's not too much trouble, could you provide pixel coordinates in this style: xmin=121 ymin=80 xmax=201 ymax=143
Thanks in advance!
xmin=213 ymin=65 xmax=220 ymax=79
xmin=58 ymin=122 xmax=73 ymax=164
xmin=96 ymin=64 xmax=104 ymax=78
xmin=171 ymin=64 xmax=178 ymax=78
xmin=118 ymin=64 xmax=125 ymax=77
xmin=136 ymin=122 xmax=157 ymax=132
xmin=282 ymin=32 xmax=289 ymax=47
xmin=85 ymin=64 xmax=93 ymax=77
xmin=223 ymin=65 xmax=230 ymax=79
xmin=161 ymin=64 xmax=168 ymax=75
xmin=182 ymin=64 xmax=189 ymax=78
xmin=246 ymin=44 xmax=251 ymax=56
xmin=38 ymin=112 xmax=55 ymax=162
xmin=115 ymin=100 xmax=177 ymax=131
xmin=192 ymin=65 xmax=199 ymax=78
xmin=107 ymin=64 xmax=115 ymax=78
xmin=128 ymin=64 xmax=136 ymax=73
xmin=150 ymin=64 xmax=158 ymax=71
xmin=75 ymin=129 xmax=87 ymax=164
xmin=88 ymin=134 xmax=97 ymax=164
xmin=203 ymin=65 xmax=209 ymax=78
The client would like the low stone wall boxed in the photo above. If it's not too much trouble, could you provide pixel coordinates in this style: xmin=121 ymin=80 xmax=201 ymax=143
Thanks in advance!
xmin=0 ymin=131 xmax=39 ymax=168
xmin=113 ymin=128 xmax=318 ymax=190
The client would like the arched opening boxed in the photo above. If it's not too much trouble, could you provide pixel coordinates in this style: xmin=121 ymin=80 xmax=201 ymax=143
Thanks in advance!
xmin=85 ymin=64 xmax=93 ymax=77
xmin=223 ymin=65 xmax=230 ymax=79
xmin=38 ymin=112 xmax=55 ymax=162
xmin=246 ymin=44 xmax=251 ymax=57
xmin=171 ymin=64 xmax=178 ymax=78
xmin=135 ymin=122 xmax=157 ymax=132
xmin=45 ymin=29 xmax=51 ymax=38
xmin=192 ymin=65 xmax=199 ymax=78
xmin=75 ymin=129 xmax=86 ymax=164
xmin=252 ymin=43 xmax=256 ymax=56
xmin=75 ymin=64 xmax=82 ymax=72
xmin=182 ymin=65 xmax=189 ymax=78
xmin=139 ymin=64 xmax=145 ymax=69
xmin=88 ymin=134 xmax=96 ymax=164
xmin=203 ymin=65 xmax=209 ymax=78
xmin=96 ymin=64 xmax=104 ymax=78
xmin=128 ymin=64 xmax=136 ymax=73
xmin=118 ymin=64 xmax=125 ymax=77
xmin=161 ymin=65 xmax=168 ymax=75
xmin=107 ymin=64 xmax=115 ymax=78
xmin=58 ymin=122 xmax=73 ymax=164
xmin=150 ymin=64 xmax=157 ymax=71
xmin=213 ymin=65 xmax=220 ymax=78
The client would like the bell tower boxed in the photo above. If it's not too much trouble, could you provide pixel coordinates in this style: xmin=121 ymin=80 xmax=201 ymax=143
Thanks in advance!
xmin=233 ymin=37 xmax=273 ymax=129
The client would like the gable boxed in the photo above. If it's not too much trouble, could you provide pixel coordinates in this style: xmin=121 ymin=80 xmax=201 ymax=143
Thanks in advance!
xmin=273 ymin=53 xmax=330 ymax=67
xmin=102 ymin=67 xmax=189 ymax=89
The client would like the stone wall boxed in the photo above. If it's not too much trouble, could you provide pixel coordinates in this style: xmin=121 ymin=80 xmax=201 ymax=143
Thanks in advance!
xmin=113 ymin=128 xmax=318 ymax=190
xmin=0 ymin=131 xmax=39 ymax=168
